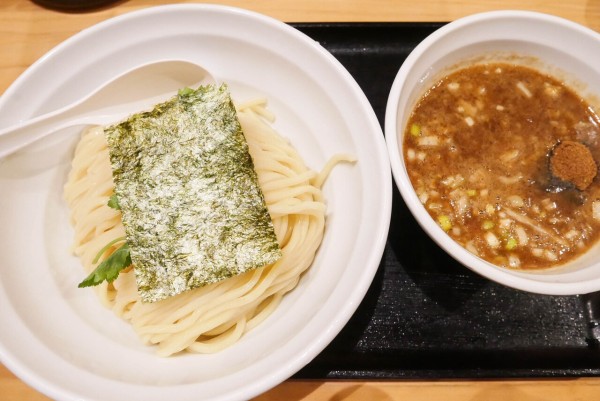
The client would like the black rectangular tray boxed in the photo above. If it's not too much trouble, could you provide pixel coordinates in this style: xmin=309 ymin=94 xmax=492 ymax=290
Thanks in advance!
xmin=289 ymin=22 xmax=600 ymax=380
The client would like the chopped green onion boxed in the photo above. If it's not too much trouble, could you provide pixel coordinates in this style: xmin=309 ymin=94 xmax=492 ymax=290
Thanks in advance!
xmin=410 ymin=123 xmax=421 ymax=137
xmin=482 ymin=220 xmax=495 ymax=230
xmin=438 ymin=215 xmax=452 ymax=231
xmin=505 ymin=237 xmax=518 ymax=250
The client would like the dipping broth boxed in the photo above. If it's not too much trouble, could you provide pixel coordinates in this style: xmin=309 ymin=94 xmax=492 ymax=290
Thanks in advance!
xmin=403 ymin=63 xmax=600 ymax=270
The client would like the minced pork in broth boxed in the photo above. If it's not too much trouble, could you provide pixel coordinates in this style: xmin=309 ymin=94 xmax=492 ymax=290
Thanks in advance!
xmin=403 ymin=63 xmax=600 ymax=270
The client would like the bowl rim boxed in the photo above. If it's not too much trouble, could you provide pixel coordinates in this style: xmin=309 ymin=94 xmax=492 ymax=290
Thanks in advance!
xmin=385 ymin=9 xmax=600 ymax=296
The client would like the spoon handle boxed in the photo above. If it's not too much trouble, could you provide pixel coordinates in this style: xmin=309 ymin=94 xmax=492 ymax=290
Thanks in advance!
xmin=0 ymin=91 xmax=179 ymax=159
xmin=0 ymin=76 xmax=210 ymax=159
xmin=0 ymin=108 xmax=96 ymax=159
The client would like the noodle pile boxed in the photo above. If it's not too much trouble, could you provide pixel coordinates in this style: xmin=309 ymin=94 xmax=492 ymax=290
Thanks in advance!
xmin=64 ymin=99 xmax=350 ymax=356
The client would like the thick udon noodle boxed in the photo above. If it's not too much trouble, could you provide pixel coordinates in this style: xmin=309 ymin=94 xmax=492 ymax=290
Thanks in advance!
xmin=64 ymin=99 xmax=349 ymax=356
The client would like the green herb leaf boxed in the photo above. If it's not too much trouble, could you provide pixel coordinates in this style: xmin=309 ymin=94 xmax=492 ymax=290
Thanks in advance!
xmin=92 ymin=236 xmax=127 ymax=264
xmin=78 ymin=242 xmax=131 ymax=288
xmin=178 ymin=87 xmax=195 ymax=97
xmin=107 ymin=194 xmax=121 ymax=210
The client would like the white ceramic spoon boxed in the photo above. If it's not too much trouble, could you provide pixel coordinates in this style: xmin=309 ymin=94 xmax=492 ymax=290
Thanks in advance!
xmin=0 ymin=59 xmax=215 ymax=159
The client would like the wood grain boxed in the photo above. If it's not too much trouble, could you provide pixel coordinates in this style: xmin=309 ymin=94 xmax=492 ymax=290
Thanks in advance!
xmin=253 ymin=379 xmax=600 ymax=400
xmin=4 ymin=362 xmax=600 ymax=401
xmin=2 ymin=1 xmax=600 ymax=400
xmin=1 ymin=0 xmax=599 ymax=96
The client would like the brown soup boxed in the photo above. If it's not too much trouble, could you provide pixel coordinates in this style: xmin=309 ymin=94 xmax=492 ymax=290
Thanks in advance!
xmin=403 ymin=63 xmax=600 ymax=270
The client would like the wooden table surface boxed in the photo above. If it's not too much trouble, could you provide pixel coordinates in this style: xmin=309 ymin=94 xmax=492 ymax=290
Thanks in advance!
xmin=2 ymin=0 xmax=600 ymax=400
